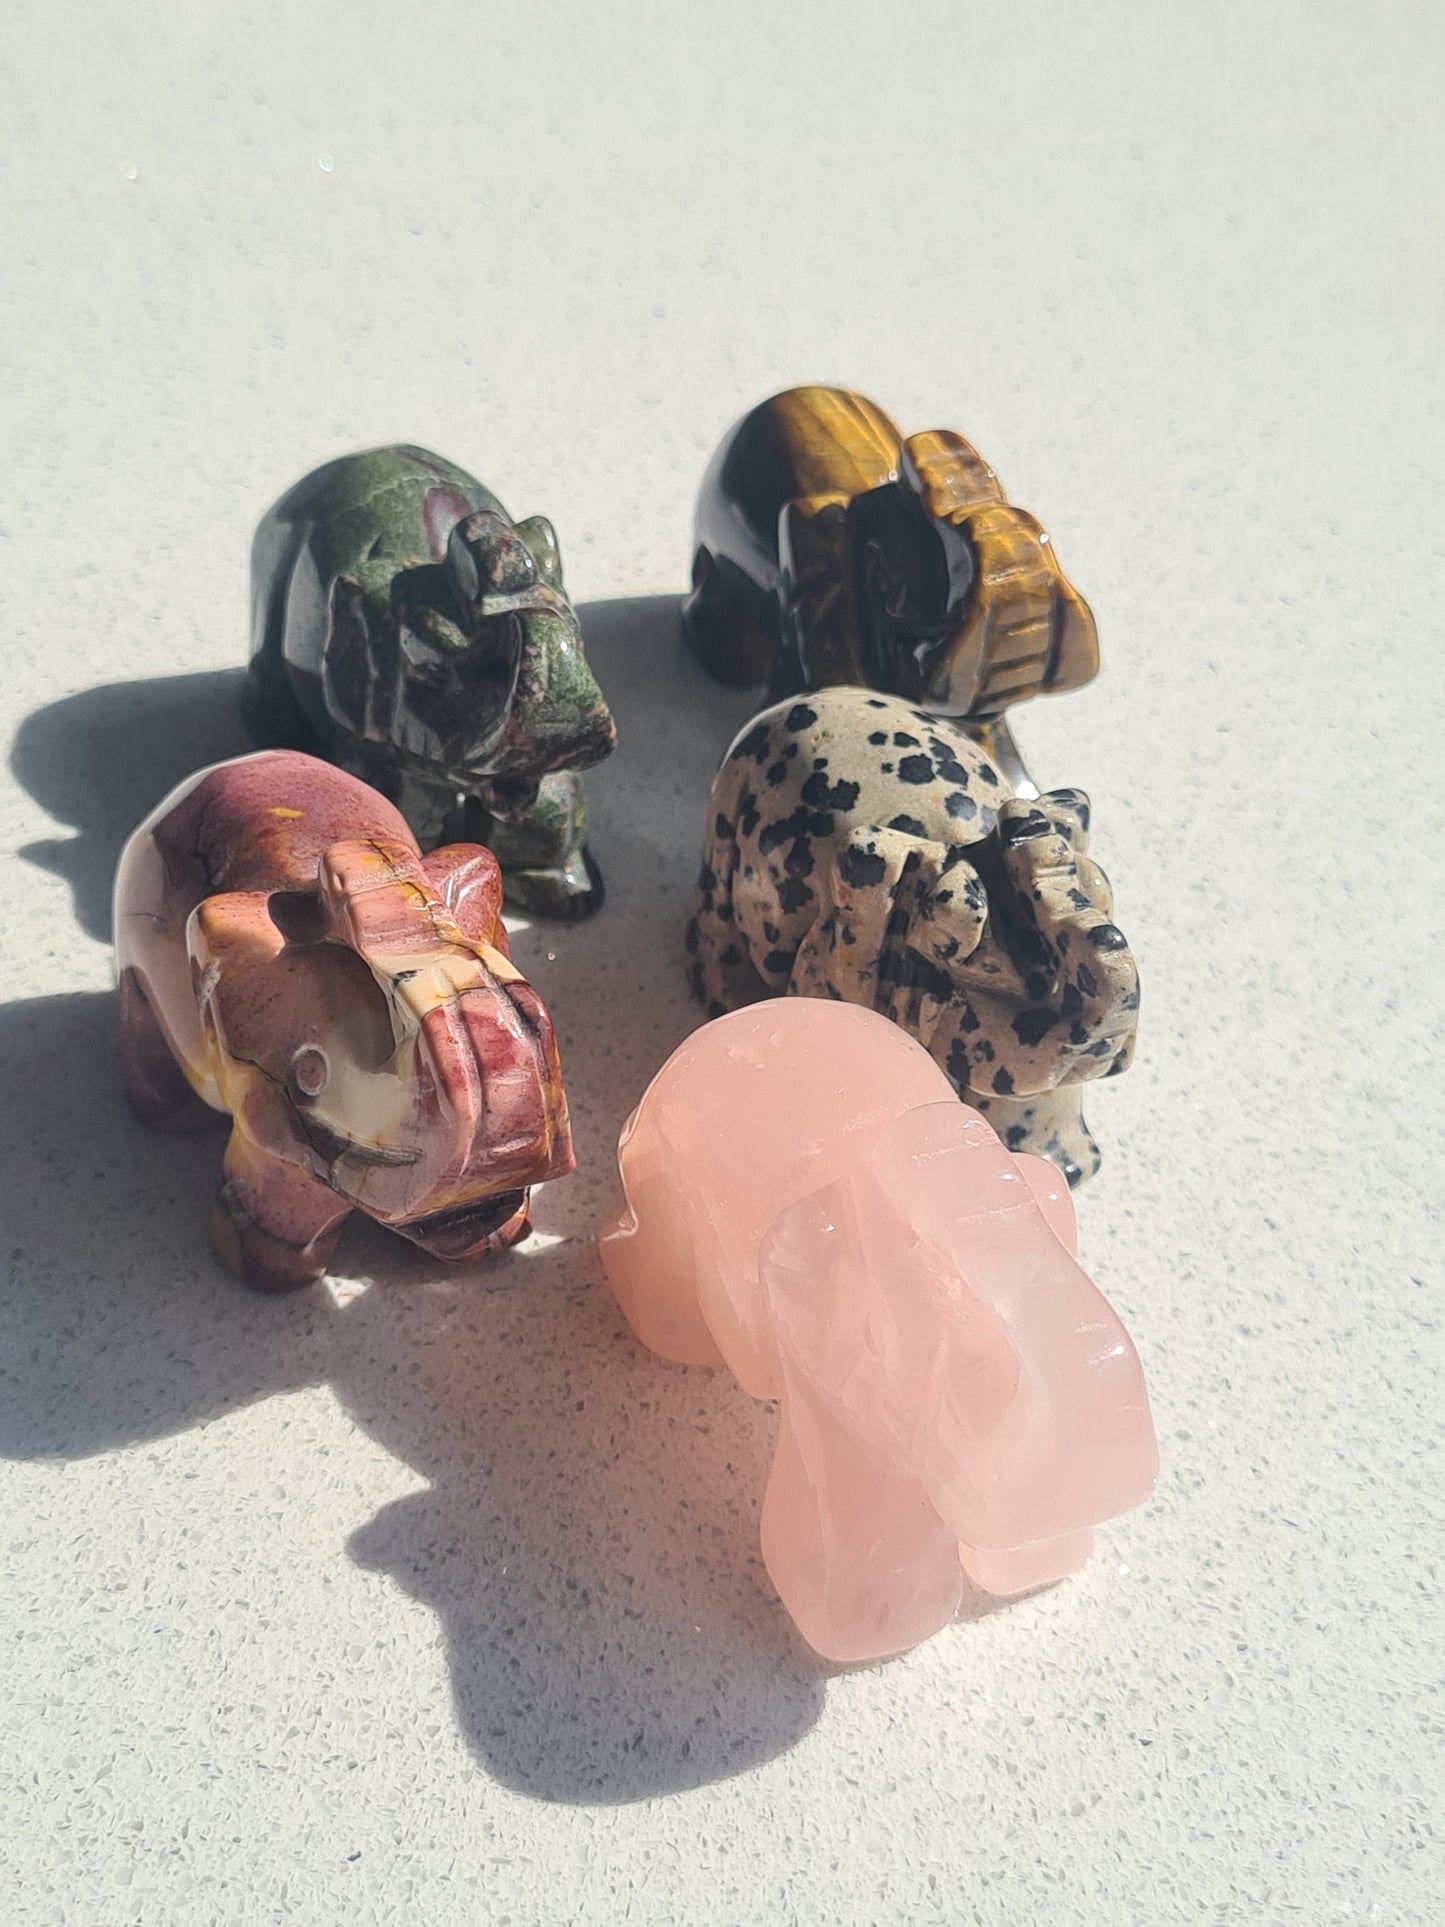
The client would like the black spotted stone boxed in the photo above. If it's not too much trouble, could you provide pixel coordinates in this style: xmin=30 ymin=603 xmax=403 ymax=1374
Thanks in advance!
xmin=1012 ymin=1007 xmax=1057 ymax=1047
xmin=837 ymin=843 xmax=887 ymax=890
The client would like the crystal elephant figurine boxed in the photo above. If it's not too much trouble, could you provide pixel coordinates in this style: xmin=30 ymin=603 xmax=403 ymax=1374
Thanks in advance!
xmin=682 ymin=384 xmax=1097 ymax=785
xmin=115 ymin=750 xmax=575 ymax=1292
xmin=246 ymin=444 xmax=616 ymax=920
xmin=598 ymin=1001 xmax=1157 ymax=1664
xmin=686 ymin=687 xmax=1139 ymax=1184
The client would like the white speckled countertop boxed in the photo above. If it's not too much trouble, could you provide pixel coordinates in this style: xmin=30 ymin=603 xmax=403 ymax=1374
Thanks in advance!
xmin=2 ymin=3 xmax=1441 ymax=1921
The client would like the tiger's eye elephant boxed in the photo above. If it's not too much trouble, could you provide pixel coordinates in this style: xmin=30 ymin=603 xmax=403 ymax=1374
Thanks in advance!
xmin=682 ymin=385 xmax=1097 ymax=729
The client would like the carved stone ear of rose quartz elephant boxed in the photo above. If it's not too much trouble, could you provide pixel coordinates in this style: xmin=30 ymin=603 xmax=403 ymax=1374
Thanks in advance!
xmin=113 ymin=749 xmax=575 ymax=1292
xmin=598 ymin=1001 xmax=1156 ymax=1665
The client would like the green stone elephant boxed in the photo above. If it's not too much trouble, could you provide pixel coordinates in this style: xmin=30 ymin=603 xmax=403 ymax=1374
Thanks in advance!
xmin=246 ymin=444 xmax=615 ymax=919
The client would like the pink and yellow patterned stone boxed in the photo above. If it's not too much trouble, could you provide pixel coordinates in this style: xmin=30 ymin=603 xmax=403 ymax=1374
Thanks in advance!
xmin=599 ymin=1001 xmax=1156 ymax=1663
xmin=115 ymin=750 xmax=574 ymax=1291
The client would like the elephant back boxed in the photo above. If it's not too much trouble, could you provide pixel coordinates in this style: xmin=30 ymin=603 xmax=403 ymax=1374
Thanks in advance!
xmin=249 ymin=445 xmax=510 ymax=687
xmin=695 ymin=386 xmax=905 ymax=580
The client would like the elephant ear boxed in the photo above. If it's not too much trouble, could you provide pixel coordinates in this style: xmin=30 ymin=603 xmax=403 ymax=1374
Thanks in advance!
xmin=756 ymin=1172 xmax=968 ymax=1663
xmin=316 ymin=837 xmax=460 ymax=964
xmin=791 ymin=826 xmax=949 ymax=1010
xmin=899 ymin=429 xmax=1004 ymax=521
xmin=185 ymin=890 xmax=290 ymax=1113
xmin=865 ymin=1103 xmax=1156 ymax=1550
xmin=511 ymin=514 xmax=566 ymax=594
xmin=445 ymin=508 xmax=538 ymax=608
xmin=420 ymin=844 xmax=507 ymax=952
xmin=776 ymin=492 xmax=857 ymax=688
xmin=846 ymin=479 xmax=961 ymax=703
xmin=321 ymin=571 xmax=399 ymax=745
xmin=757 ymin=1177 xmax=879 ymax=1419
xmin=898 ymin=432 xmax=1099 ymax=714
xmin=188 ymin=889 xmax=286 ymax=988
xmin=759 ymin=1118 xmax=1019 ymax=1458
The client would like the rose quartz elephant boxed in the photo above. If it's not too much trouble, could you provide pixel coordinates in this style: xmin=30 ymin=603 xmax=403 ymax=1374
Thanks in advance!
xmin=598 ymin=1001 xmax=1156 ymax=1663
xmin=115 ymin=750 xmax=574 ymax=1292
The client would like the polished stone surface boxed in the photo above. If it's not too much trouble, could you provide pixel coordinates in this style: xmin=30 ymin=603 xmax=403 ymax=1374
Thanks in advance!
xmin=686 ymin=688 xmax=1140 ymax=1182
xmin=247 ymin=444 xmax=615 ymax=918
xmin=683 ymin=384 xmax=1099 ymax=712
xmin=116 ymin=750 xmax=574 ymax=1288
xmin=600 ymin=1002 xmax=1157 ymax=1661
xmin=1 ymin=4 xmax=1440 ymax=1922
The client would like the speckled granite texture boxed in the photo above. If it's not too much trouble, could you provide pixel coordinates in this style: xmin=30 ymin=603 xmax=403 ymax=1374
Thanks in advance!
xmin=2 ymin=3 xmax=1440 ymax=1922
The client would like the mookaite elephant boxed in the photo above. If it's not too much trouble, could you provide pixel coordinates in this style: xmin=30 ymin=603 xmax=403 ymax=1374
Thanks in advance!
xmin=115 ymin=750 xmax=574 ymax=1291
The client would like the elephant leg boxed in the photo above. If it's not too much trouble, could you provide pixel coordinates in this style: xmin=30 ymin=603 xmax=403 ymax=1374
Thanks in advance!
xmin=468 ymin=772 xmax=603 ymax=922
xmin=330 ymin=742 xmax=459 ymax=850
xmin=210 ymin=1129 xmax=351 ymax=1293
xmin=241 ymin=642 xmax=323 ymax=755
xmin=597 ymin=1185 xmax=724 ymax=1369
xmin=501 ymin=845 xmax=603 ymax=923
xmin=118 ymin=967 xmax=217 ymax=1133
xmin=960 ymin=1528 xmax=1095 ymax=1598
xmin=760 ymin=1392 xmax=964 ymax=1664
xmin=393 ymin=769 xmax=463 ymax=851
xmin=967 ymin=1084 xmax=1101 ymax=1187
xmin=686 ymin=822 xmax=770 ymax=1016
xmin=682 ymin=547 xmax=776 ymax=688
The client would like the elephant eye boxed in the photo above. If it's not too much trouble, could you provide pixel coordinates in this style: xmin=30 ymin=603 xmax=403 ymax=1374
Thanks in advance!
xmin=289 ymin=1045 xmax=330 ymax=1100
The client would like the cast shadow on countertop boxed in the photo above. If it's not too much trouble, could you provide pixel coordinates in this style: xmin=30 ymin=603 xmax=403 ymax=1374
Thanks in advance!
xmin=7 ymin=593 xmax=754 ymax=946
xmin=1 ymin=598 xmax=840 ymax=1802
xmin=10 ymin=666 xmax=255 ymax=943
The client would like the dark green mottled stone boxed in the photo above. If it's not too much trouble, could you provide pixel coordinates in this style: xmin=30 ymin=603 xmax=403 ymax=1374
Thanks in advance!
xmin=246 ymin=444 xmax=615 ymax=918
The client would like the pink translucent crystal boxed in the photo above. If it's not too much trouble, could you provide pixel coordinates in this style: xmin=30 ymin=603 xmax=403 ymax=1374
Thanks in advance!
xmin=598 ymin=1001 xmax=1157 ymax=1663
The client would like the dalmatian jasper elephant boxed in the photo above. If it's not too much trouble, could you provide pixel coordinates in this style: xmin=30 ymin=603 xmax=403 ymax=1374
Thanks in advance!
xmin=686 ymin=688 xmax=1139 ymax=1182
